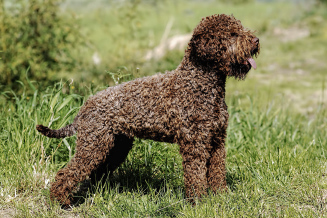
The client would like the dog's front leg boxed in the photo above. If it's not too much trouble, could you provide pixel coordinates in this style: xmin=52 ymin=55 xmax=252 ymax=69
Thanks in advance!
xmin=180 ymin=142 xmax=209 ymax=204
xmin=206 ymin=136 xmax=227 ymax=193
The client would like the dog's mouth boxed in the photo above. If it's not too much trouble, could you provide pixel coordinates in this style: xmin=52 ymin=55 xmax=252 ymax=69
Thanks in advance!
xmin=247 ymin=57 xmax=257 ymax=69
xmin=246 ymin=37 xmax=260 ymax=70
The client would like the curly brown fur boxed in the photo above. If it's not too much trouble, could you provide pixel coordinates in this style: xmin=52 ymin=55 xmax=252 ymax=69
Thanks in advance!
xmin=37 ymin=14 xmax=260 ymax=207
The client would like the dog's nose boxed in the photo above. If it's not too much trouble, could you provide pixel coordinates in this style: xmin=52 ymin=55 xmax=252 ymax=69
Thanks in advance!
xmin=252 ymin=37 xmax=259 ymax=45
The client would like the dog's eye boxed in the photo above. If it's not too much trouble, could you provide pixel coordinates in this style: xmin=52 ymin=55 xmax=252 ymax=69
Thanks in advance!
xmin=210 ymin=35 xmax=218 ymax=40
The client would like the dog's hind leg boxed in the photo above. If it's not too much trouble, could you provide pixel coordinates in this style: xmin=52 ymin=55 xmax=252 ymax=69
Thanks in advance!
xmin=90 ymin=134 xmax=134 ymax=184
xmin=49 ymin=132 xmax=114 ymax=207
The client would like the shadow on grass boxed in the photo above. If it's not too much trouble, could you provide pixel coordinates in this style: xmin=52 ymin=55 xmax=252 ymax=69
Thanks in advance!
xmin=70 ymin=167 xmax=241 ymax=208
xmin=226 ymin=170 xmax=243 ymax=192
xmin=71 ymin=166 xmax=184 ymax=208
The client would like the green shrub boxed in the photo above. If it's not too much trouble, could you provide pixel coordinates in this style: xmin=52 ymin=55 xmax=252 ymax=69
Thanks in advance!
xmin=220 ymin=0 xmax=254 ymax=4
xmin=0 ymin=0 xmax=83 ymax=91
xmin=318 ymin=0 xmax=327 ymax=4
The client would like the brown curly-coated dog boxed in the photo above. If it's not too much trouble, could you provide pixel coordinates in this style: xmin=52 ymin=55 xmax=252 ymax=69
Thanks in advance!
xmin=37 ymin=14 xmax=260 ymax=207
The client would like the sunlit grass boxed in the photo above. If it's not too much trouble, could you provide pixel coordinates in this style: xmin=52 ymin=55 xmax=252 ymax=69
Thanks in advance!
xmin=1 ymin=78 xmax=327 ymax=216
xmin=1 ymin=0 xmax=327 ymax=217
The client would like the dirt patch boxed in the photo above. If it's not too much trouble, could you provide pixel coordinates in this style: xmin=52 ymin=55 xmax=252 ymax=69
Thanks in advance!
xmin=273 ymin=26 xmax=310 ymax=42
xmin=144 ymin=33 xmax=191 ymax=60
xmin=0 ymin=208 xmax=16 ymax=218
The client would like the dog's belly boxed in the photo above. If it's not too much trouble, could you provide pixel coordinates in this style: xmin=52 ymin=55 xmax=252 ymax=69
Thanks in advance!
xmin=109 ymin=108 xmax=177 ymax=143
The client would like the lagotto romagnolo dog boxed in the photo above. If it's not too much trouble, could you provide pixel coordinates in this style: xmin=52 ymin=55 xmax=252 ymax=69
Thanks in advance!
xmin=37 ymin=14 xmax=260 ymax=207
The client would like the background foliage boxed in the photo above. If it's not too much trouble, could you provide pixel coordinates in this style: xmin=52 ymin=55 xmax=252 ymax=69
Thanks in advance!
xmin=0 ymin=0 xmax=83 ymax=91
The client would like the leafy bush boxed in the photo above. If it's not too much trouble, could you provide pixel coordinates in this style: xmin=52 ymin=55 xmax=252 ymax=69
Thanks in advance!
xmin=0 ymin=0 xmax=83 ymax=91
xmin=318 ymin=0 xmax=327 ymax=4
xmin=220 ymin=0 xmax=254 ymax=4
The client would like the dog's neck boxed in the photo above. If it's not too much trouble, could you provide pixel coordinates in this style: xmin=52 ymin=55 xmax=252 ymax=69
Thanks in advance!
xmin=176 ymin=54 xmax=227 ymax=99
xmin=178 ymin=54 xmax=227 ymax=81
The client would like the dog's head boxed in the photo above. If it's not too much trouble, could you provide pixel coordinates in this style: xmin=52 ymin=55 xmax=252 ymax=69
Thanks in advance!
xmin=188 ymin=14 xmax=260 ymax=79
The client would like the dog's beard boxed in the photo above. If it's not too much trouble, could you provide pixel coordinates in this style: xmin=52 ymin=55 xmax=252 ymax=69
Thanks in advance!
xmin=228 ymin=63 xmax=251 ymax=80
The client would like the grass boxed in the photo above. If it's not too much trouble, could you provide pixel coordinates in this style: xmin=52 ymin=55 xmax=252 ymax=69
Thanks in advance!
xmin=1 ymin=0 xmax=327 ymax=217
xmin=1 ymin=81 xmax=327 ymax=217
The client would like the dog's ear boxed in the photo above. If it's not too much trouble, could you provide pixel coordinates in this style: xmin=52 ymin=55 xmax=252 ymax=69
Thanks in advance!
xmin=187 ymin=14 xmax=239 ymax=71
xmin=188 ymin=32 xmax=230 ymax=69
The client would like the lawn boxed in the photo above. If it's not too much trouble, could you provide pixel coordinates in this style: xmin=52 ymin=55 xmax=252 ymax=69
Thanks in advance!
xmin=1 ymin=0 xmax=327 ymax=217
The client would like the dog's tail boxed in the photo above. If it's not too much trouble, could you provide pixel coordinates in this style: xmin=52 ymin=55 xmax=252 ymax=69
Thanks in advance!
xmin=36 ymin=123 xmax=76 ymax=138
